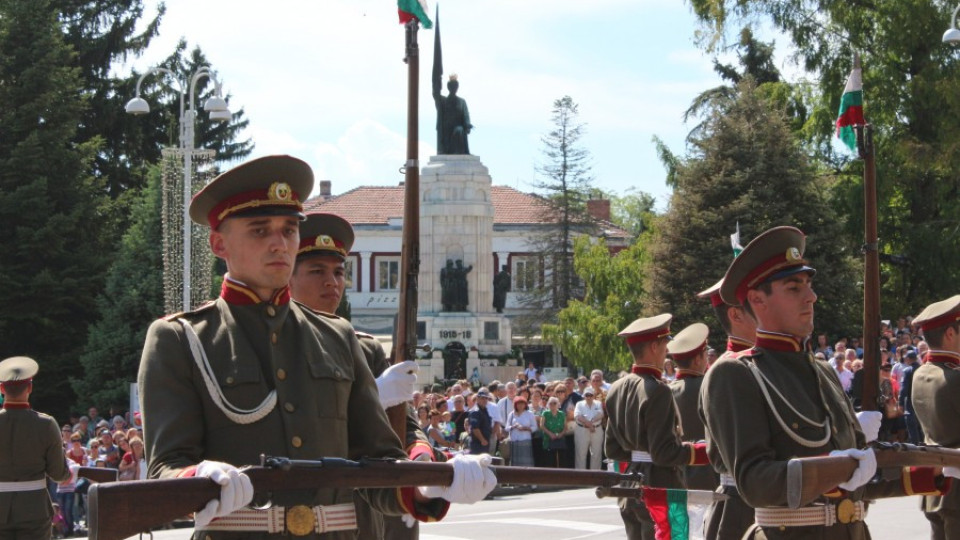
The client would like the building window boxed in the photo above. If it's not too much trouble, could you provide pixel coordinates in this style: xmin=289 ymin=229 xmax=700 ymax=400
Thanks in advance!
xmin=377 ymin=257 xmax=401 ymax=291
xmin=513 ymin=256 xmax=540 ymax=292
xmin=344 ymin=256 xmax=357 ymax=292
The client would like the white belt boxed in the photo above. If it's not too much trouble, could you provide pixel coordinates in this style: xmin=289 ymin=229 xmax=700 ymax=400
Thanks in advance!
xmin=0 ymin=479 xmax=47 ymax=492
xmin=755 ymin=501 xmax=865 ymax=527
xmin=203 ymin=503 xmax=357 ymax=535
xmin=719 ymin=474 xmax=737 ymax=488
xmin=631 ymin=451 xmax=652 ymax=463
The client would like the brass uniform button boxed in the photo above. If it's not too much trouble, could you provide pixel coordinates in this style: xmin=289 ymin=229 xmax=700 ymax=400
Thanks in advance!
xmin=276 ymin=368 xmax=287 ymax=380
xmin=266 ymin=305 xmax=276 ymax=317
xmin=292 ymin=436 xmax=303 ymax=448
xmin=271 ymin=333 xmax=278 ymax=345
xmin=225 ymin=377 xmax=235 ymax=385
xmin=791 ymin=422 xmax=799 ymax=430
xmin=334 ymin=369 xmax=341 ymax=378
xmin=284 ymin=402 xmax=295 ymax=413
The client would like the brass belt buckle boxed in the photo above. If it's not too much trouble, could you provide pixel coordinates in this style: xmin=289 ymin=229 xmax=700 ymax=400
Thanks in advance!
xmin=286 ymin=505 xmax=315 ymax=536
xmin=836 ymin=499 xmax=856 ymax=524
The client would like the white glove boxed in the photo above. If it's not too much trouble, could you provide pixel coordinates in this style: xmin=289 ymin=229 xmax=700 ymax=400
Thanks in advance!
xmin=418 ymin=453 xmax=497 ymax=504
xmin=943 ymin=466 xmax=960 ymax=479
xmin=401 ymin=513 xmax=417 ymax=528
xmin=829 ymin=448 xmax=877 ymax=491
xmin=376 ymin=361 xmax=419 ymax=409
xmin=856 ymin=411 xmax=883 ymax=443
xmin=193 ymin=460 xmax=254 ymax=530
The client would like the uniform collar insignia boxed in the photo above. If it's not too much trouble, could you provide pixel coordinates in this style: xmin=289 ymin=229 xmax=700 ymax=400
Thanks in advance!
xmin=925 ymin=350 xmax=960 ymax=364
xmin=2 ymin=402 xmax=30 ymax=410
xmin=675 ymin=369 xmax=704 ymax=380
xmin=727 ymin=335 xmax=753 ymax=352
xmin=631 ymin=364 xmax=663 ymax=378
xmin=755 ymin=330 xmax=803 ymax=352
xmin=221 ymin=276 xmax=291 ymax=306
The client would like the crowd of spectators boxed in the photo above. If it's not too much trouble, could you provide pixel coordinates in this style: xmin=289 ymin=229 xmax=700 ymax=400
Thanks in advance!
xmin=48 ymin=407 xmax=144 ymax=538
xmin=412 ymin=365 xmax=615 ymax=472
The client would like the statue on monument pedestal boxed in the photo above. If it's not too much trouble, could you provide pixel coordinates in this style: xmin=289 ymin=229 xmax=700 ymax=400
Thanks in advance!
xmin=439 ymin=259 xmax=472 ymax=312
xmin=432 ymin=10 xmax=472 ymax=155
xmin=440 ymin=259 xmax=455 ymax=312
xmin=434 ymin=74 xmax=472 ymax=155
xmin=453 ymin=259 xmax=473 ymax=312
xmin=493 ymin=265 xmax=511 ymax=313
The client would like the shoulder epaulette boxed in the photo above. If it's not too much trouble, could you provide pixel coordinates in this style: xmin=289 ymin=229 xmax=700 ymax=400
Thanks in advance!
xmin=315 ymin=310 xmax=342 ymax=320
xmin=161 ymin=300 xmax=216 ymax=321
xmin=355 ymin=331 xmax=375 ymax=340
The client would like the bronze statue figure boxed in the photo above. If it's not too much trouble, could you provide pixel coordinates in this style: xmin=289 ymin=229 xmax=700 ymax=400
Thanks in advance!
xmin=493 ymin=265 xmax=511 ymax=313
xmin=434 ymin=74 xmax=472 ymax=155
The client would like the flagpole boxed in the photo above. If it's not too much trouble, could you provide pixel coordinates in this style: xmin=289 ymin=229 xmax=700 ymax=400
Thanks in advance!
xmin=855 ymin=55 xmax=880 ymax=413
xmin=389 ymin=18 xmax=422 ymax=441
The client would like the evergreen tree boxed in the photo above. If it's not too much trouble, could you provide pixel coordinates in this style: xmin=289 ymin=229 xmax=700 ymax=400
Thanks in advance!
xmin=690 ymin=0 xmax=960 ymax=316
xmin=519 ymin=96 xmax=596 ymax=332
xmin=73 ymin=168 xmax=163 ymax=409
xmin=645 ymin=80 xmax=859 ymax=343
xmin=0 ymin=0 xmax=109 ymax=418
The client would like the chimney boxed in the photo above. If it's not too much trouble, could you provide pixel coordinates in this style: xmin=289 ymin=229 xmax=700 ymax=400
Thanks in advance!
xmin=586 ymin=198 xmax=611 ymax=222
xmin=319 ymin=180 xmax=332 ymax=197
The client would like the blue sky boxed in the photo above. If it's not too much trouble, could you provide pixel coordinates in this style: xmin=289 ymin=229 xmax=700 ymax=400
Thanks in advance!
xmin=126 ymin=0 xmax=767 ymax=209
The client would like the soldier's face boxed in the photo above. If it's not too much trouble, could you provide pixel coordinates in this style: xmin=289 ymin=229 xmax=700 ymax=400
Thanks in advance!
xmin=289 ymin=255 xmax=346 ymax=313
xmin=212 ymin=216 xmax=300 ymax=300
xmin=749 ymin=274 xmax=817 ymax=338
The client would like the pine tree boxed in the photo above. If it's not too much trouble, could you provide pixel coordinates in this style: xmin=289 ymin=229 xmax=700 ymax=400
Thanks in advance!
xmin=519 ymin=96 xmax=596 ymax=332
xmin=645 ymin=80 xmax=859 ymax=342
xmin=0 ymin=0 xmax=110 ymax=418
xmin=73 ymin=168 xmax=164 ymax=409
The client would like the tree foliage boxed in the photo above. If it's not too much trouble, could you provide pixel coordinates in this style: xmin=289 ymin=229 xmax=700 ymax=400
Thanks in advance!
xmin=542 ymin=236 xmax=650 ymax=372
xmin=644 ymin=79 xmax=860 ymax=344
xmin=689 ymin=0 xmax=960 ymax=316
xmin=73 ymin=168 xmax=164 ymax=409
xmin=520 ymin=96 xmax=596 ymax=330
xmin=0 ymin=0 xmax=110 ymax=418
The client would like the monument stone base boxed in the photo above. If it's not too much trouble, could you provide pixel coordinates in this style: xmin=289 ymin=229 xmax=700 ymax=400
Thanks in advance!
xmin=419 ymin=312 xmax=512 ymax=356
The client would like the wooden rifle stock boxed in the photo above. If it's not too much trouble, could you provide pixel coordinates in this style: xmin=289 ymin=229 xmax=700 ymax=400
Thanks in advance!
xmin=595 ymin=485 xmax=730 ymax=502
xmin=791 ymin=443 xmax=960 ymax=507
xmin=78 ymin=467 xmax=118 ymax=484
xmin=89 ymin=458 xmax=634 ymax=540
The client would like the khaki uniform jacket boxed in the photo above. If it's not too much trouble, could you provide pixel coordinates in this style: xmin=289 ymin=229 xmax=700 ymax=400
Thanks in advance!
xmin=139 ymin=293 xmax=442 ymax=539
xmin=700 ymin=341 xmax=755 ymax=540
xmin=669 ymin=374 xmax=717 ymax=491
xmin=701 ymin=331 xmax=922 ymax=540
xmin=604 ymin=370 xmax=689 ymax=489
xmin=911 ymin=352 xmax=960 ymax=516
xmin=0 ymin=407 xmax=69 ymax=530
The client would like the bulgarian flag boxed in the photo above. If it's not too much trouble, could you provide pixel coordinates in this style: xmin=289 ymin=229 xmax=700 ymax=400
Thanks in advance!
xmin=643 ymin=488 xmax=712 ymax=540
xmin=398 ymin=0 xmax=432 ymax=28
xmin=835 ymin=65 xmax=864 ymax=151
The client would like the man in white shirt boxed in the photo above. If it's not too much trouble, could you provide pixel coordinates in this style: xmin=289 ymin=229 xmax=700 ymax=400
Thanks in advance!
xmin=496 ymin=382 xmax=517 ymax=463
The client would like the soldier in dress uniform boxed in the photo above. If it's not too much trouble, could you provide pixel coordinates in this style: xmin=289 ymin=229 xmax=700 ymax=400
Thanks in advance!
xmin=0 ymin=356 xmax=70 ymax=540
xmin=696 ymin=278 xmax=756 ymax=540
xmin=700 ymin=226 xmax=947 ymax=540
xmin=908 ymin=295 xmax=960 ymax=540
xmin=667 ymin=323 xmax=718 ymax=495
xmin=138 ymin=155 xmax=495 ymax=540
xmin=288 ymin=212 xmax=434 ymax=540
xmin=604 ymin=314 xmax=709 ymax=540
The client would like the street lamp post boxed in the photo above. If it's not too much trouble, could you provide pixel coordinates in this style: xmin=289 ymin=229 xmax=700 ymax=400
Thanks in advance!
xmin=944 ymin=4 xmax=960 ymax=43
xmin=126 ymin=66 xmax=231 ymax=311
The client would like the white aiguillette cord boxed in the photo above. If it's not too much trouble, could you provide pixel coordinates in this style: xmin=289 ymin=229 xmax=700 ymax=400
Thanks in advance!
xmin=178 ymin=318 xmax=277 ymax=424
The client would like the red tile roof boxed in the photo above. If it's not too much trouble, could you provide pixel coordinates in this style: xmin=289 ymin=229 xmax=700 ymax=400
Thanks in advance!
xmin=303 ymin=185 xmax=629 ymax=238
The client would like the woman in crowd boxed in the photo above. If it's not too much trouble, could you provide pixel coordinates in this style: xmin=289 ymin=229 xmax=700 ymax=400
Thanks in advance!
xmin=540 ymin=396 xmax=567 ymax=468
xmin=530 ymin=388 xmax=545 ymax=415
xmin=425 ymin=410 xmax=455 ymax=450
xmin=66 ymin=432 xmax=86 ymax=465
xmin=662 ymin=358 xmax=677 ymax=381
xmin=507 ymin=397 xmax=538 ymax=467
xmin=417 ymin=404 xmax=430 ymax=430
